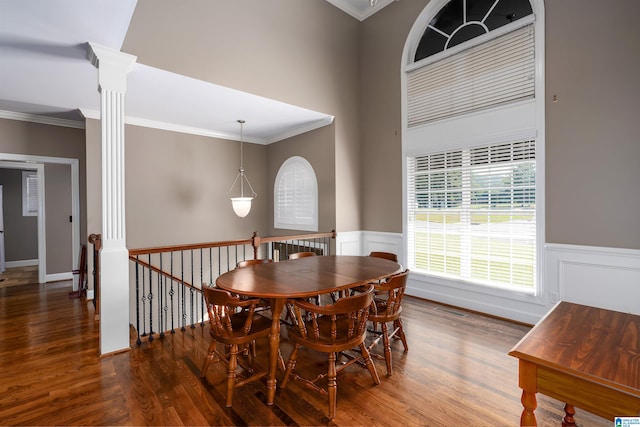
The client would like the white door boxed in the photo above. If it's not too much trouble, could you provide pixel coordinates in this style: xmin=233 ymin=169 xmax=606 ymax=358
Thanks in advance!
xmin=0 ymin=185 xmax=5 ymax=273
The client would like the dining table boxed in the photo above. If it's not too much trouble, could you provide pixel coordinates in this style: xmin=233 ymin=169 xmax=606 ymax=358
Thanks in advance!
xmin=215 ymin=254 xmax=401 ymax=405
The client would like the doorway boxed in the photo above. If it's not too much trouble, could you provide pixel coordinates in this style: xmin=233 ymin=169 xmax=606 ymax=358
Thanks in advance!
xmin=0 ymin=154 xmax=80 ymax=284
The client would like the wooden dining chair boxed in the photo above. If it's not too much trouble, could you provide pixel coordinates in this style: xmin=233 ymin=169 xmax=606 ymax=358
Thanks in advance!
xmin=366 ymin=269 xmax=409 ymax=376
xmin=288 ymin=251 xmax=316 ymax=260
xmin=281 ymin=285 xmax=380 ymax=419
xmin=368 ymin=251 xmax=398 ymax=262
xmin=200 ymin=286 xmax=272 ymax=407
xmin=236 ymin=258 xmax=273 ymax=269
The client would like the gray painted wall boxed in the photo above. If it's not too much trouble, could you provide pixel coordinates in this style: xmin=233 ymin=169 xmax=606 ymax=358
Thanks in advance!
xmin=0 ymin=168 xmax=38 ymax=261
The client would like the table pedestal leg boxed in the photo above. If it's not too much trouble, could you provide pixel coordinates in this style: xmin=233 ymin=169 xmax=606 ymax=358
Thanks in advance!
xmin=266 ymin=298 xmax=284 ymax=405
xmin=562 ymin=403 xmax=576 ymax=427
xmin=520 ymin=390 xmax=537 ymax=427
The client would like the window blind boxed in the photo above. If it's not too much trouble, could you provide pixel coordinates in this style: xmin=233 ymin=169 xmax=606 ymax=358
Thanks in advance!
xmin=407 ymin=140 xmax=536 ymax=289
xmin=23 ymin=171 xmax=38 ymax=216
xmin=274 ymin=157 xmax=318 ymax=231
xmin=407 ymin=24 xmax=535 ymax=127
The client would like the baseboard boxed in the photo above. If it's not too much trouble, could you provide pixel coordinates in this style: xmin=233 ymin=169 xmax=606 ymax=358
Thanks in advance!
xmin=45 ymin=272 xmax=73 ymax=282
xmin=6 ymin=259 xmax=38 ymax=268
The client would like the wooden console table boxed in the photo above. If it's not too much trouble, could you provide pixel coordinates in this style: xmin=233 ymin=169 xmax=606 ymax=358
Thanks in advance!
xmin=509 ymin=301 xmax=640 ymax=426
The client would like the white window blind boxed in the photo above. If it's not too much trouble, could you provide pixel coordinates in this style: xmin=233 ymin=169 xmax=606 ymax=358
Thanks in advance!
xmin=407 ymin=140 xmax=536 ymax=289
xmin=22 ymin=171 xmax=38 ymax=217
xmin=408 ymin=24 xmax=535 ymax=127
xmin=274 ymin=157 xmax=318 ymax=232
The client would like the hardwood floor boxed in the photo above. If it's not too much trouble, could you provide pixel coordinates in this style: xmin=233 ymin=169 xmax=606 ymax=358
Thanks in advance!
xmin=0 ymin=266 xmax=38 ymax=289
xmin=0 ymin=280 xmax=610 ymax=426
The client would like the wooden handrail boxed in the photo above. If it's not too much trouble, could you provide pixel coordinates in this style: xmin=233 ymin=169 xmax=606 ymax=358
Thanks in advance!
xmin=129 ymin=230 xmax=336 ymax=258
xmin=128 ymin=238 xmax=253 ymax=256
xmin=129 ymin=257 xmax=198 ymax=291
xmin=251 ymin=230 xmax=336 ymax=258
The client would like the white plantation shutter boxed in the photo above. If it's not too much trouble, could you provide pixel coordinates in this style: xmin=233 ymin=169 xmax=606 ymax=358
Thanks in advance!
xmin=22 ymin=171 xmax=38 ymax=216
xmin=407 ymin=140 xmax=536 ymax=289
xmin=408 ymin=24 xmax=535 ymax=127
xmin=274 ymin=157 xmax=318 ymax=232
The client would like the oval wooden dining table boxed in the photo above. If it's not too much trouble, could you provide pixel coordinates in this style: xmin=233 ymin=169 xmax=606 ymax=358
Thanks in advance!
xmin=215 ymin=255 xmax=401 ymax=406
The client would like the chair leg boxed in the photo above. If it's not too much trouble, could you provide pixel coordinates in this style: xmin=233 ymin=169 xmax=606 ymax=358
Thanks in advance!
xmin=201 ymin=340 xmax=218 ymax=378
xmin=226 ymin=344 xmax=239 ymax=407
xmin=280 ymin=344 xmax=300 ymax=389
xmin=381 ymin=322 xmax=393 ymax=376
xmin=359 ymin=342 xmax=381 ymax=385
xmin=394 ymin=318 xmax=409 ymax=352
xmin=327 ymin=352 xmax=337 ymax=420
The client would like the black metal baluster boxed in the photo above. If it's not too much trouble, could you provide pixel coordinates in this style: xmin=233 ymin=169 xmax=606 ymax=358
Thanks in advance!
xmin=135 ymin=257 xmax=141 ymax=345
xmin=159 ymin=254 xmax=165 ymax=338
xmin=200 ymin=248 xmax=204 ymax=326
xmin=170 ymin=251 xmax=175 ymax=334
xmin=181 ymin=250 xmax=186 ymax=331
xmin=148 ymin=253 xmax=154 ymax=342
xmin=141 ymin=259 xmax=147 ymax=339
xmin=190 ymin=249 xmax=195 ymax=329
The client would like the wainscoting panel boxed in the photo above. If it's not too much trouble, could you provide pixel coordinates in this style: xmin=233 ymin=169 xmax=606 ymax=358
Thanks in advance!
xmin=546 ymin=243 xmax=640 ymax=315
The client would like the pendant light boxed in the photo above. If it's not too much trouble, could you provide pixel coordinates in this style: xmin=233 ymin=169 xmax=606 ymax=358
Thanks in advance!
xmin=226 ymin=120 xmax=256 ymax=218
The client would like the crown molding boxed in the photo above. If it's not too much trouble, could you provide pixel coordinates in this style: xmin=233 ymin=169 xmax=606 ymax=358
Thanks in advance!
xmin=0 ymin=110 xmax=85 ymax=129
xmin=263 ymin=116 xmax=335 ymax=144
xmin=79 ymin=109 xmax=334 ymax=145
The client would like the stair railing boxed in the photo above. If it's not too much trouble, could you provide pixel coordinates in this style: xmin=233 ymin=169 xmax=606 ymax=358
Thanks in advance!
xmin=123 ymin=230 xmax=335 ymax=345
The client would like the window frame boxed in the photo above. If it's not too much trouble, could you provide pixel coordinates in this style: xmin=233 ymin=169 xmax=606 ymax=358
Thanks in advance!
xmin=401 ymin=0 xmax=546 ymax=304
xmin=22 ymin=170 xmax=38 ymax=217
xmin=274 ymin=156 xmax=318 ymax=232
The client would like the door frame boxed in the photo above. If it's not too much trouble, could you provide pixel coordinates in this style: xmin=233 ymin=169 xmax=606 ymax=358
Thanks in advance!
xmin=0 ymin=154 xmax=80 ymax=284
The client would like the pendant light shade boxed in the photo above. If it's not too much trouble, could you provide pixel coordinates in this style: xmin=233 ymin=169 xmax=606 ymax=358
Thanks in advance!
xmin=231 ymin=197 xmax=253 ymax=218
xmin=226 ymin=120 xmax=256 ymax=217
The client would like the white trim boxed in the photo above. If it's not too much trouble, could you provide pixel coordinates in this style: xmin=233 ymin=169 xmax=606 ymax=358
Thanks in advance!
xmin=546 ymin=243 xmax=640 ymax=315
xmin=81 ymin=108 xmax=335 ymax=145
xmin=0 ymin=154 xmax=80 ymax=284
xmin=0 ymin=110 xmax=85 ymax=129
xmin=405 ymin=99 xmax=537 ymax=155
xmin=6 ymin=259 xmax=38 ymax=268
xmin=46 ymin=272 xmax=73 ymax=282
xmin=335 ymin=230 xmax=363 ymax=255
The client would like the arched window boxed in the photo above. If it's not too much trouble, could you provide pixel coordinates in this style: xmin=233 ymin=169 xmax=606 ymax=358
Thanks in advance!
xmin=403 ymin=0 xmax=544 ymax=295
xmin=274 ymin=156 xmax=318 ymax=232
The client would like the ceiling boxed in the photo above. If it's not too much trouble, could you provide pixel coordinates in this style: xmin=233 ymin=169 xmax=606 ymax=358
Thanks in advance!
xmin=0 ymin=0 xmax=392 ymax=144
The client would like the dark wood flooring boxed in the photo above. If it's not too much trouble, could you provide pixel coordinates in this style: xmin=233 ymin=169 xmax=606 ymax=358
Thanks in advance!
xmin=0 ymin=266 xmax=38 ymax=289
xmin=0 ymin=280 xmax=609 ymax=426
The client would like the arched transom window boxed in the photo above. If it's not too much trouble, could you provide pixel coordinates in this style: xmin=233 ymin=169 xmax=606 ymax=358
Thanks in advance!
xmin=415 ymin=0 xmax=533 ymax=61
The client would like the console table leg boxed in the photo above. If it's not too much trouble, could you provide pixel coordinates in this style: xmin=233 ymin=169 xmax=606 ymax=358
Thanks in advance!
xmin=561 ymin=403 xmax=576 ymax=427
xmin=520 ymin=390 xmax=537 ymax=426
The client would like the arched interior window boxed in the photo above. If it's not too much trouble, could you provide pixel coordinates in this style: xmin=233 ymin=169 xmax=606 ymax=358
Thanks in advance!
xmin=274 ymin=156 xmax=318 ymax=232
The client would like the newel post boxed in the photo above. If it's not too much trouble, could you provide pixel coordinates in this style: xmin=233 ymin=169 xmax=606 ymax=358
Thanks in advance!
xmin=252 ymin=232 xmax=261 ymax=259
xmin=88 ymin=43 xmax=137 ymax=355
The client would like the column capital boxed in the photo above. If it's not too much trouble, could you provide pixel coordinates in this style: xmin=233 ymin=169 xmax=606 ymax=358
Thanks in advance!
xmin=87 ymin=42 xmax=137 ymax=93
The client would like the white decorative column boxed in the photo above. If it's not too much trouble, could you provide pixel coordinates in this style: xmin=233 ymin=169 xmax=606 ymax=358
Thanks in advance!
xmin=87 ymin=43 xmax=137 ymax=355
